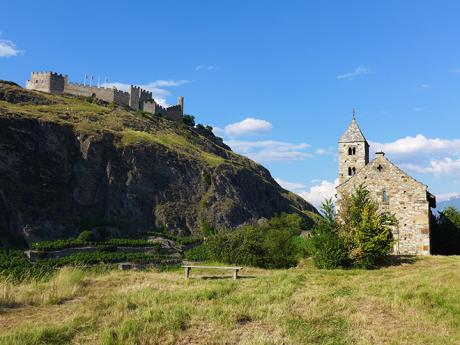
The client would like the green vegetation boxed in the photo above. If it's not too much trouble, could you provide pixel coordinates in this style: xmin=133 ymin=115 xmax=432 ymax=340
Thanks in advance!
xmin=32 ymin=238 xmax=160 ymax=252
xmin=120 ymin=129 xmax=225 ymax=167
xmin=1 ymin=257 xmax=459 ymax=344
xmin=432 ymin=206 xmax=460 ymax=254
xmin=310 ymin=186 xmax=396 ymax=269
xmin=186 ymin=213 xmax=309 ymax=268
xmin=0 ymin=250 xmax=52 ymax=282
xmin=182 ymin=114 xmax=195 ymax=126
xmin=0 ymin=249 xmax=170 ymax=283
xmin=37 ymin=252 xmax=170 ymax=267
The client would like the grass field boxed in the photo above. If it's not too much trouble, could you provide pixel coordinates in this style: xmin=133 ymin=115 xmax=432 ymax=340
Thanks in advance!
xmin=1 ymin=256 xmax=459 ymax=345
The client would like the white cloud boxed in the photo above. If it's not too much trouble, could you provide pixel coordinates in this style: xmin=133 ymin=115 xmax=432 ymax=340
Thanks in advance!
xmin=453 ymin=68 xmax=460 ymax=74
xmin=224 ymin=118 xmax=273 ymax=137
xmin=195 ymin=65 xmax=215 ymax=71
xmin=414 ymin=106 xmax=425 ymax=112
xmin=402 ymin=158 xmax=460 ymax=176
xmin=315 ymin=148 xmax=337 ymax=156
xmin=275 ymin=178 xmax=306 ymax=191
xmin=298 ymin=179 xmax=339 ymax=208
xmin=101 ymin=79 xmax=189 ymax=107
xmin=226 ymin=139 xmax=312 ymax=163
xmin=420 ymin=84 xmax=430 ymax=88
xmin=337 ymin=66 xmax=371 ymax=80
xmin=437 ymin=192 xmax=460 ymax=202
xmin=370 ymin=135 xmax=460 ymax=159
xmin=0 ymin=39 xmax=22 ymax=57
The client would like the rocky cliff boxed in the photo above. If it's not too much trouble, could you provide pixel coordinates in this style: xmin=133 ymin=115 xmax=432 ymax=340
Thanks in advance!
xmin=0 ymin=81 xmax=317 ymax=246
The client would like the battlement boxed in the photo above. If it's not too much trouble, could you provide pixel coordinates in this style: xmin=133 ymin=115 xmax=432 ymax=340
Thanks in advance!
xmin=30 ymin=71 xmax=67 ymax=78
xmin=25 ymin=70 xmax=185 ymax=121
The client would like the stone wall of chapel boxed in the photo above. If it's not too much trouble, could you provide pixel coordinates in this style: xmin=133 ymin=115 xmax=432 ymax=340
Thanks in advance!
xmin=336 ymin=156 xmax=430 ymax=255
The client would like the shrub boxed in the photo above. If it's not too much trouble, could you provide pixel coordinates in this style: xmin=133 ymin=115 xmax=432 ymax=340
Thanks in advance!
xmin=432 ymin=206 xmax=460 ymax=254
xmin=267 ymin=213 xmax=307 ymax=236
xmin=201 ymin=221 xmax=216 ymax=237
xmin=77 ymin=230 xmax=95 ymax=242
xmin=184 ymin=244 xmax=211 ymax=262
xmin=310 ymin=185 xmax=396 ymax=269
xmin=183 ymin=114 xmax=195 ymax=127
xmin=206 ymin=225 xmax=299 ymax=269
xmin=310 ymin=199 xmax=349 ymax=269
xmin=293 ymin=236 xmax=315 ymax=258
xmin=339 ymin=185 xmax=396 ymax=268
xmin=262 ymin=229 xmax=298 ymax=268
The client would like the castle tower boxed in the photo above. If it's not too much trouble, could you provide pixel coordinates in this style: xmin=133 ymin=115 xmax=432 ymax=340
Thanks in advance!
xmin=338 ymin=113 xmax=369 ymax=184
xmin=178 ymin=96 xmax=184 ymax=115
xmin=25 ymin=72 xmax=66 ymax=94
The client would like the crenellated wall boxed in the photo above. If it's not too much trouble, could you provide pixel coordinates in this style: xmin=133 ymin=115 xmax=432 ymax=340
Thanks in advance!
xmin=25 ymin=71 xmax=184 ymax=121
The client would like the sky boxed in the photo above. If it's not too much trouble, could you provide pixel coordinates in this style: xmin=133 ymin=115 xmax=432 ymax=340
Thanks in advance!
xmin=2 ymin=0 xmax=460 ymax=207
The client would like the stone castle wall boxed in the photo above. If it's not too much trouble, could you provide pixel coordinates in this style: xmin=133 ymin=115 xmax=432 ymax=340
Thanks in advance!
xmin=25 ymin=72 xmax=66 ymax=93
xmin=25 ymin=71 xmax=184 ymax=121
xmin=336 ymin=154 xmax=431 ymax=255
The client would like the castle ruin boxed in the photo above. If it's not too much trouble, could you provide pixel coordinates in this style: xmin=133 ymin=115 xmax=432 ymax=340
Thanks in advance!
xmin=25 ymin=71 xmax=184 ymax=121
xmin=335 ymin=115 xmax=436 ymax=255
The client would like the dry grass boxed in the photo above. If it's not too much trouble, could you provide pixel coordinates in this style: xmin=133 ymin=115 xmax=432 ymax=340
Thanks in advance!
xmin=0 ymin=257 xmax=459 ymax=344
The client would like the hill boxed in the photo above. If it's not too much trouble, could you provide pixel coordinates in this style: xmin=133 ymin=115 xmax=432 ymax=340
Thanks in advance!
xmin=0 ymin=256 xmax=459 ymax=344
xmin=0 ymin=81 xmax=317 ymax=246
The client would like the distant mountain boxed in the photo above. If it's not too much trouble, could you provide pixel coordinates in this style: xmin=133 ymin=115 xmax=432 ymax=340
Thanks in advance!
xmin=436 ymin=196 xmax=460 ymax=213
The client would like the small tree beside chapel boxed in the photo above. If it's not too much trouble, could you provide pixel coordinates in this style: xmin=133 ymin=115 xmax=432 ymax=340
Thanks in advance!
xmin=311 ymin=185 xmax=396 ymax=269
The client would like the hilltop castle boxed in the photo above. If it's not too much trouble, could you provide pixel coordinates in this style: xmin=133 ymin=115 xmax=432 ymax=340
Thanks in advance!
xmin=25 ymin=71 xmax=184 ymax=121
xmin=336 ymin=115 xmax=436 ymax=255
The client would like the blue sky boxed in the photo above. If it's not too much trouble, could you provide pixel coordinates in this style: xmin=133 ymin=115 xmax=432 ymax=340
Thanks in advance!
xmin=2 ymin=0 xmax=460 ymax=206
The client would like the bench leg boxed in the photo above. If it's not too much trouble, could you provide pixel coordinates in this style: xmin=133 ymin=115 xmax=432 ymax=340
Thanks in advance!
xmin=233 ymin=269 xmax=239 ymax=280
xmin=185 ymin=267 xmax=191 ymax=279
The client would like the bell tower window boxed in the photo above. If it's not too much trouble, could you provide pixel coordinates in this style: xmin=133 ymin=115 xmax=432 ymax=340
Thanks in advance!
xmin=348 ymin=147 xmax=356 ymax=155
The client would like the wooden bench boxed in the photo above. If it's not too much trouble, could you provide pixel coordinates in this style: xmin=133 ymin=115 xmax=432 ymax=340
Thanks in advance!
xmin=182 ymin=265 xmax=243 ymax=280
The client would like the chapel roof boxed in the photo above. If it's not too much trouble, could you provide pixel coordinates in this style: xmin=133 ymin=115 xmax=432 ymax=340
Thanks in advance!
xmin=339 ymin=115 xmax=368 ymax=143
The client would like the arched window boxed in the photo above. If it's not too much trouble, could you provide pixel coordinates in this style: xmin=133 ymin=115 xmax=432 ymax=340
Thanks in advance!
xmin=348 ymin=147 xmax=352 ymax=155
xmin=352 ymin=167 xmax=356 ymax=175
xmin=383 ymin=191 xmax=389 ymax=203
xmin=348 ymin=167 xmax=352 ymax=176
xmin=352 ymin=147 xmax=356 ymax=155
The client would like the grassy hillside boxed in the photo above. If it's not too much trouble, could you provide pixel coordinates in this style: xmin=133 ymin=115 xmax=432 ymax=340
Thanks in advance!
xmin=1 ymin=256 xmax=459 ymax=344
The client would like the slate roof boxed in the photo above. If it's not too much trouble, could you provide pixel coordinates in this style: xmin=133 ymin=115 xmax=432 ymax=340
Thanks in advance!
xmin=339 ymin=116 xmax=367 ymax=143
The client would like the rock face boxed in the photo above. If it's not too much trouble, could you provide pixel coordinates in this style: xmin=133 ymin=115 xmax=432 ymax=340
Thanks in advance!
xmin=0 ymin=82 xmax=317 ymax=246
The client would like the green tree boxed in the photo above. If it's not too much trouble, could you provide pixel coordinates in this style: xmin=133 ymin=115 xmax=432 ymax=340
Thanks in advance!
xmin=310 ymin=186 xmax=396 ymax=269
xmin=432 ymin=206 xmax=460 ymax=254
xmin=339 ymin=185 xmax=396 ymax=268
xmin=310 ymin=199 xmax=349 ymax=269
xmin=183 ymin=114 xmax=195 ymax=127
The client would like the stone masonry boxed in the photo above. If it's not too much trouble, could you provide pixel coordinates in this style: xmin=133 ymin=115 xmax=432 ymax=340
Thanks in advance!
xmin=336 ymin=116 xmax=436 ymax=255
xmin=25 ymin=71 xmax=184 ymax=121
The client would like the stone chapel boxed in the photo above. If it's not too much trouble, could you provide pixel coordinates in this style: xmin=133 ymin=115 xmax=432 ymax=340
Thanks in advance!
xmin=335 ymin=115 xmax=436 ymax=255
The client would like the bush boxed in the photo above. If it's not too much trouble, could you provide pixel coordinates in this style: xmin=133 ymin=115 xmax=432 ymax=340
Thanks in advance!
xmin=310 ymin=200 xmax=349 ymax=269
xmin=310 ymin=185 xmax=396 ymax=269
xmin=340 ymin=185 xmax=396 ymax=268
xmin=184 ymin=244 xmax=211 ymax=262
xmin=293 ymin=236 xmax=315 ymax=258
xmin=432 ymin=206 xmax=460 ymax=254
xmin=183 ymin=114 xmax=195 ymax=127
xmin=206 ymin=225 xmax=298 ymax=269
xmin=201 ymin=221 xmax=216 ymax=237
xmin=77 ymin=230 xmax=95 ymax=242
